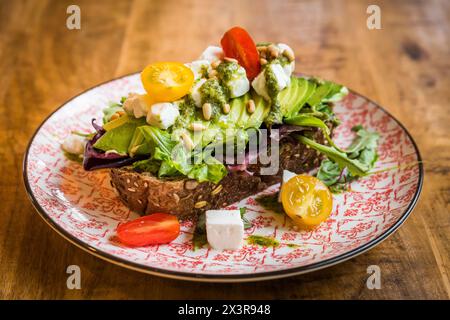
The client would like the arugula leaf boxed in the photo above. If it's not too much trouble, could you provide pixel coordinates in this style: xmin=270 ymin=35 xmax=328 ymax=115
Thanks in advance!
xmin=284 ymin=114 xmax=344 ymax=152
xmin=314 ymin=125 xmax=379 ymax=192
xmin=316 ymin=159 xmax=343 ymax=186
xmin=297 ymin=135 xmax=369 ymax=176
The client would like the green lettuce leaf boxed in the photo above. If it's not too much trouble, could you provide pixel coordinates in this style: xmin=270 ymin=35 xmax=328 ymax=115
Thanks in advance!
xmin=314 ymin=125 xmax=379 ymax=192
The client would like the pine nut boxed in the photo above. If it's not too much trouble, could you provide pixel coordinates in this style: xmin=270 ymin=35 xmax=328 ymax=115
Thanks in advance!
xmin=282 ymin=48 xmax=295 ymax=62
xmin=222 ymin=103 xmax=230 ymax=114
xmin=268 ymin=44 xmax=279 ymax=58
xmin=246 ymin=99 xmax=256 ymax=114
xmin=194 ymin=201 xmax=208 ymax=208
xmin=257 ymin=46 xmax=267 ymax=52
xmin=185 ymin=180 xmax=199 ymax=190
xmin=202 ymin=103 xmax=212 ymax=120
xmin=208 ymin=69 xmax=218 ymax=78
xmin=211 ymin=60 xmax=221 ymax=69
xmin=190 ymin=123 xmax=207 ymax=131
xmin=211 ymin=185 xmax=223 ymax=195
xmin=260 ymin=58 xmax=268 ymax=65
xmin=224 ymin=57 xmax=238 ymax=64
xmin=181 ymin=132 xmax=194 ymax=150
xmin=259 ymin=51 xmax=267 ymax=59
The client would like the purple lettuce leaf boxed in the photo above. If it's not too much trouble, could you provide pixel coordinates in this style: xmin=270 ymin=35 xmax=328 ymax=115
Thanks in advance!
xmin=82 ymin=119 xmax=145 ymax=170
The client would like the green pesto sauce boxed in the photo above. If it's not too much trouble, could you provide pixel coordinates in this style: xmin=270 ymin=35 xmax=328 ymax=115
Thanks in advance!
xmin=274 ymin=55 xmax=290 ymax=67
xmin=216 ymin=61 xmax=240 ymax=82
xmin=255 ymin=193 xmax=284 ymax=214
xmin=263 ymin=63 xmax=284 ymax=125
xmin=200 ymin=65 xmax=209 ymax=78
xmin=172 ymin=95 xmax=198 ymax=131
xmin=199 ymin=79 xmax=229 ymax=118
xmin=264 ymin=64 xmax=280 ymax=100
xmin=247 ymin=235 xmax=280 ymax=247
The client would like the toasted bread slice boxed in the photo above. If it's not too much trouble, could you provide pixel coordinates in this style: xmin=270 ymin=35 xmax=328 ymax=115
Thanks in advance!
xmin=110 ymin=128 xmax=329 ymax=217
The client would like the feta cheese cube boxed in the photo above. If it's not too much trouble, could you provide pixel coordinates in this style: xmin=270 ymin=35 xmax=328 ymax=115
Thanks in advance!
xmin=62 ymin=134 xmax=86 ymax=155
xmin=206 ymin=210 xmax=244 ymax=250
xmin=185 ymin=60 xmax=211 ymax=80
xmin=278 ymin=170 xmax=297 ymax=202
xmin=251 ymin=70 xmax=270 ymax=101
xmin=277 ymin=43 xmax=295 ymax=78
xmin=198 ymin=46 xmax=224 ymax=63
xmin=252 ymin=62 xmax=291 ymax=101
xmin=269 ymin=63 xmax=291 ymax=89
xmin=123 ymin=93 xmax=151 ymax=118
xmin=283 ymin=61 xmax=295 ymax=78
xmin=146 ymin=102 xmax=180 ymax=129
xmin=223 ymin=65 xmax=250 ymax=98
xmin=190 ymin=78 xmax=207 ymax=108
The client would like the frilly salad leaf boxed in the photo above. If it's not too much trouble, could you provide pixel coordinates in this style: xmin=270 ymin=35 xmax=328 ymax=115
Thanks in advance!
xmin=132 ymin=126 xmax=227 ymax=184
xmin=311 ymin=125 xmax=379 ymax=192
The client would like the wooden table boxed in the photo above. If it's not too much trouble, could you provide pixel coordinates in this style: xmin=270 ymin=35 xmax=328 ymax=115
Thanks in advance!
xmin=1 ymin=0 xmax=449 ymax=299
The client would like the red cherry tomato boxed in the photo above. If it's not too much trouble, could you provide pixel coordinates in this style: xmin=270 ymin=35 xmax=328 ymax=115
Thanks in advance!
xmin=220 ymin=26 xmax=261 ymax=80
xmin=116 ymin=213 xmax=180 ymax=246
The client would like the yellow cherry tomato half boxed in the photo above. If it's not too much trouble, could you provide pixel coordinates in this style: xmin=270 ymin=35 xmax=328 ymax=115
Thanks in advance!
xmin=280 ymin=175 xmax=333 ymax=230
xmin=141 ymin=62 xmax=194 ymax=102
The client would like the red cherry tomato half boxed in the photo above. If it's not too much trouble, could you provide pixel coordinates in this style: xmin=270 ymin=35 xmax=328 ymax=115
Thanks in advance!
xmin=116 ymin=213 xmax=180 ymax=246
xmin=220 ymin=26 xmax=261 ymax=80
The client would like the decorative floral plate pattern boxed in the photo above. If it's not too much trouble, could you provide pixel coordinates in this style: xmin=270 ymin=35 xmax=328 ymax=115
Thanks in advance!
xmin=23 ymin=73 xmax=423 ymax=282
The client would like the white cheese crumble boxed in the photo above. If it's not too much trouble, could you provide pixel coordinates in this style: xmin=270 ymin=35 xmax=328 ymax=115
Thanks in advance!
xmin=123 ymin=93 xmax=150 ymax=118
xmin=277 ymin=43 xmax=295 ymax=78
xmin=62 ymin=134 xmax=86 ymax=155
xmin=251 ymin=62 xmax=291 ymax=101
xmin=190 ymin=78 xmax=207 ymax=108
xmin=185 ymin=59 xmax=211 ymax=81
xmin=278 ymin=170 xmax=297 ymax=202
xmin=198 ymin=46 xmax=224 ymax=63
xmin=146 ymin=102 xmax=180 ymax=129
xmin=206 ymin=209 xmax=244 ymax=250
xmin=222 ymin=64 xmax=250 ymax=98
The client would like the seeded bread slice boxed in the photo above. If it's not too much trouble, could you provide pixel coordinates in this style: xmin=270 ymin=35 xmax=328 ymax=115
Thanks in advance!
xmin=110 ymin=128 xmax=328 ymax=218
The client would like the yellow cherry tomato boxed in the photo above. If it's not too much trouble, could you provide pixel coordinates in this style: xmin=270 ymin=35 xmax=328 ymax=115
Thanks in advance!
xmin=280 ymin=175 xmax=333 ymax=230
xmin=141 ymin=62 xmax=194 ymax=102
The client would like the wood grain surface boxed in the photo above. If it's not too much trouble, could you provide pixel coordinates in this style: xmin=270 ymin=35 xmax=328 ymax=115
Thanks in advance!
xmin=0 ymin=0 xmax=449 ymax=299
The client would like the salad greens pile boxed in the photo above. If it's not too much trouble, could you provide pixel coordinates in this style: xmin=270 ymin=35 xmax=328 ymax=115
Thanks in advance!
xmin=313 ymin=125 xmax=379 ymax=192
xmin=78 ymin=73 xmax=377 ymax=188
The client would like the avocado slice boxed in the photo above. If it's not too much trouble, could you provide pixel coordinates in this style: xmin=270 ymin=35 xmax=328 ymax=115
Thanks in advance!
xmin=284 ymin=77 xmax=314 ymax=117
xmin=228 ymin=93 xmax=250 ymax=126
xmin=306 ymin=80 xmax=333 ymax=108
xmin=289 ymin=78 xmax=317 ymax=115
xmin=246 ymin=91 xmax=270 ymax=129
xmin=279 ymin=77 xmax=299 ymax=115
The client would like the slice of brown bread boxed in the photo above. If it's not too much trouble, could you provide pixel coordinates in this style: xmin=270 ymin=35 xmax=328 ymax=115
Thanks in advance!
xmin=110 ymin=128 xmax=329 ymax=218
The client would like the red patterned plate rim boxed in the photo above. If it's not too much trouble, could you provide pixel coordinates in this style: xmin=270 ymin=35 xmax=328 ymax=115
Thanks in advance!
xmin=22 ymin=72 xmax=423 ymax=282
